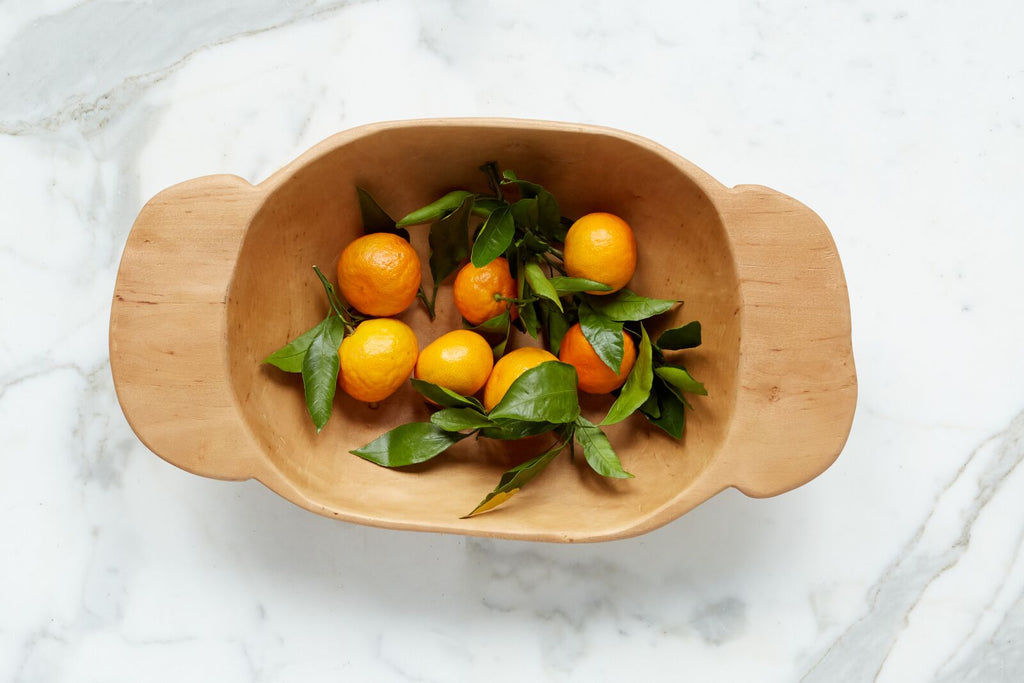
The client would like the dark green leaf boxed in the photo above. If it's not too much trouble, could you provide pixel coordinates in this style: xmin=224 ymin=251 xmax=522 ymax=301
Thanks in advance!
xmin=523 ymin=261 xmax=563 ymax=312
xmin=396 ymin=190 xmax=473 ymax=228
xmin=510 ymin=198 xmax=539 ymax=228
xmin=410 ymin=378 xmax=485 ymax=410
xmin=655 ymin=365 xmax=708 ymax=396
xmin=488 ymin=361 xmax=580 ymax=424
xmin=430 ymin=407 xmax=495 ymax=432
xmin=641 ymin=378 xmax=686 ymax=439
xmin=541 ymin=300 xmax=571 ymax=356
xmin=578 ymin=302 xmax=624 ymax=373
xmin=428 ymin=195 xmax=472 ymax=291
xmin=500 ymin=172 xmax=544 ymax=198
xmin=480 ymin=419 xmax=560 ymax=440
xmin=519 ymin=300 xmax=540 ymax=339
xmin=264 ymin=318 xmax=326 ymax=373
xmin=601 ymin=325 xmax=654 ymax=426
xmin=657 ymin=321 xmax=702 ymax=350
xmin=587 ymin=289 xmax=677 ymax=321
xmin=351 ymin=422 xmax=468 ymax=467
xmin=548 ymin=277 xmax=613 ymax=294
xmin=471 ymin=196 xmax=505 ymax=218
xmin=471 ymin=205 xmax=515 ymax=267
xmin=464 ymin=436 xmax=568 ymax=517
xmin=356 ymin=187 xmax=407 ymax=240
xmin=301 ymin=316 xmax=346 ymax=432
xmin=574 ymin=417 xmax=633 ymax=479
xmin=536 ymin=190 xmax=562 ymax=239
xmin=313 ymin=265 xmax=353 ymax=324
xmin=469 ymin=310 xmax=511 ymax=335
xmin=639 ymin=382 xmax=661 ymax=418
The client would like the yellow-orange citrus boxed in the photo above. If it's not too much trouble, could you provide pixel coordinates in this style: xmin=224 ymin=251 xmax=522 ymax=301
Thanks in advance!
xmin=337 ymin=319 xmax=418 ymax=403
xmin=558 ymin=323 xmax=636 ymax=394
xmin=483 ymin=347 xmax=559 ymax=411
xmin=415 ymin=330 xmax=494 ymax=396
xmin=337 ymin=232 xmax=422 ymax=316
xmin=563 ymin=212 xmax=637 ymax=295
xmin=453 ymin=258 xmax=517 ymax=326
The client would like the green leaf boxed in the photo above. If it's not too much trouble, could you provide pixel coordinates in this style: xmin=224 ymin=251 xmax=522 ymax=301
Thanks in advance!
xmin=428 ymin=195 xmax=472 ymax=291
xmin=471 ymin=196 xmax=506 ymax=218
xmin=488 ymin=361 xmax=580 ymax=424
xmin=301 ymin=316 xmax=346 ymax=432
xmin=264 ymin=319 xmax=327 ymax=373
xmin=601 ymin=325 xmax=654 ymax=426
xmin=641 ymin=378 xmax=686 ymax=439
xmin=523 ymin=261 xmax=563 ymax=312
xmin=470 ymin=309 xmax=511 ymax=336
xmin=578 ymin=302 xmax=624 ymax=373
xmin=356 ymin=187 xmax=407 ymax=240
xmin=541 ymin=300 xmax=571 ymax=356
xmin=396 ymin=190 xmax=473 ymax=227
xmin=480 ymin=419 xmax=560 ymax=440
xmin=464 ymin=436 xmax=568 ymax=517
xmin=313 ymin=265 xmax=354 ymax=324
xmin=587 ymin=289 xmax=677 ymax=321
xmin=430 ymin=407 xmax=495 ymax=432
xmin=519 ymin=300 xmax=540 ymax=339
xmin=655 ymin=365 xmax=708 ymax=396
xmin=536 ymin=190 xmax=562 ymax=239
xmin=351 ymin=422 xmax=468 ymax=467
xmin=657 ymin=321 xmax=702 ymax=350
xmin=510 ymin=198 xmax=539 ymax=229
xmin=574 ymin=417 xmax=633 ymax=478
xmin=548 ymin=277 xmax=613 ymax=294
xmin=410 ymin=378 xmax=485 ymax=411
xmin=471 ymin=205 xmax=515 ymax=267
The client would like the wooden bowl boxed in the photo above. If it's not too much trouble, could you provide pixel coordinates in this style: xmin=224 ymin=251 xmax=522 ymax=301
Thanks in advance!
xmin=109 ymin=119 xmax=856 ymax=542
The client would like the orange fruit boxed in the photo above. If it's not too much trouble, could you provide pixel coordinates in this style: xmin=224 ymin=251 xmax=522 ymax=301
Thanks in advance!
xmin=483 ymin=347 xmax=559 ymax=411
xmin=563 ymin=212 xmax=637 ymax=295
xmin=337 ymin=233 xmax=422 ymax=316
xmin=558 ymin=323 xmax=636 ymax=394
xmin=338 ymin=319 xmax=419 ymax=403
xmin=415 ymin=330 xmax=494 ymax=396
xmin=453 ymin=258 xmax=517 ymax=326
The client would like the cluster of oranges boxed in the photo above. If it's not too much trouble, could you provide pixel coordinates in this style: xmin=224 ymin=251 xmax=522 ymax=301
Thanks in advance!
xmin=333 ymin=212 xmax=638 ymax=408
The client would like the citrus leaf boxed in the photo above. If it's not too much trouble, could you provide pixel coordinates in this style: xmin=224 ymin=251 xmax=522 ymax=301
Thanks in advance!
xmin=464 ymin=435 xmax=568 ymax=517
xmin=601 ymin=325 xmax=653 ymax=426
xmin=301 ymin=316 xmax=346 ymax=432
xmin=510 ymin=197 xmax=539 ymax=229
xmin=488 ymin=361 xmax=580 ymax=424
xmin=655 ymin=365 xmax=708 ymax=396
xmin=574 ymin=417 xmax=633 ymax=479
xmin=480 ymin=419 xmax=560 ymax=440
xmin=396 ymin=190 xmax=473 ymax=227
xmin=587 ymin=289 xmax=677 ymax=321
xmin=657 ymin=321 xmax=702 ymax=350
xmin=430 ymin=407 xmax=495 ymax=432
xmin=523 ymin=261 xmax=563 ymax=312
xmin=536 ymin=190 xmax=562 ymax=240
xmin=356 ymin=187 xmax=407 ymax=240
xmin=264 ymin=318 xmax=327 ymax=373
xmin=540 ymin=299 xmax=571 ymax=356
xmin=351 ymin=422 xmax=468 ymax=467
xmin=410 ymin=378 xmax=484 ymax=411
xmin=519 ymin=300 xmax=540 ymax=339
xmin=641 ymin=378 xmax=686 ymax=439
xmin=578 ymin=302 xmax=624 ymax=373
xmin=471 ymin=196 xmax=506 ymax=218
xmin=548 ymin=276 xmax=613 ymax=294
xmin=471 ymin=205 xmax=515 ymax=267
xmin=428 ymin=195 xmax=472 ymax=292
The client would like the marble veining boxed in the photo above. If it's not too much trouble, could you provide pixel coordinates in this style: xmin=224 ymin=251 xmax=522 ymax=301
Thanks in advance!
xmin=2 ymin=0 xmax=1023 ymax=680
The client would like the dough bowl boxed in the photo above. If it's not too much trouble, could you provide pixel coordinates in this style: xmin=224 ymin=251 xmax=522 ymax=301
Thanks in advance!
xmin=109 ymin=119 xmax=856 ymax=542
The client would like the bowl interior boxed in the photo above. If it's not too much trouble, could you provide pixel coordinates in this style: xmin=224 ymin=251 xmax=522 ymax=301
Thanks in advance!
xmin=226 ymin=122 xmax=741 ymax=539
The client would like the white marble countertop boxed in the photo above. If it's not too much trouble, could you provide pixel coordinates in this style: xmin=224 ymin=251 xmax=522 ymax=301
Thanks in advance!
xmin=3 ymin=1 xmax=1023 ymax=680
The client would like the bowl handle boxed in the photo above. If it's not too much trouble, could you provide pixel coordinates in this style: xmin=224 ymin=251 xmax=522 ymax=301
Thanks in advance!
xmin=110 ymin=175 xmax=267 ymax=481
xmin=709 ymin=185 xmax=857 ymax=497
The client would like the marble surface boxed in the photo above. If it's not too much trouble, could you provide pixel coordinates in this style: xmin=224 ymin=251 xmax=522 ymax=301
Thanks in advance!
xmin=3 ymin=0 xmax=1023 ymax=680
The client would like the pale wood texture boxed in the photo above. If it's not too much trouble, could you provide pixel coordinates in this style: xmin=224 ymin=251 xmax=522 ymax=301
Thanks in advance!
xmin=110 ymin=119 xmax=857 ymax=542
